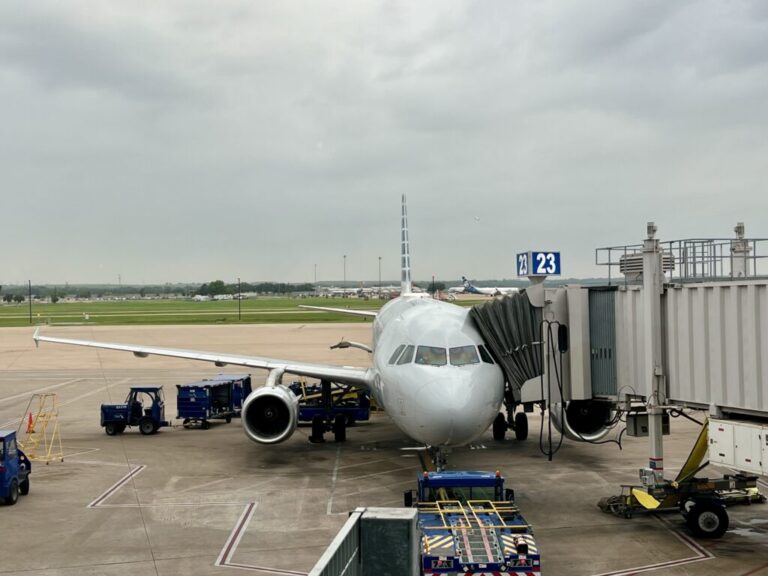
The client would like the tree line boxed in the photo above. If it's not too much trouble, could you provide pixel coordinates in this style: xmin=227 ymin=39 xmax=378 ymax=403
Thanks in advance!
xmin=196 ymin=280 xmax=315 ymax=296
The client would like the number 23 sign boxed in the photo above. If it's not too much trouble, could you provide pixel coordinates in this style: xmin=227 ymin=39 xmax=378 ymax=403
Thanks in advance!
xmin=517 ymin=251 xmax=561 ymax=277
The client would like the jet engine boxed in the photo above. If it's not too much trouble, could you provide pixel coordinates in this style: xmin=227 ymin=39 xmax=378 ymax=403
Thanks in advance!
xmin=550 ymin=399 xmax=615 ymax=442
xmin=241 ymin=385 xmax=299 ymax=444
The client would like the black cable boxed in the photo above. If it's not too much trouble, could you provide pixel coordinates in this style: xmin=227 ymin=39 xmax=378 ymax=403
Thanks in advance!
xmin=669 ymin=408 xmax=704 ymax=426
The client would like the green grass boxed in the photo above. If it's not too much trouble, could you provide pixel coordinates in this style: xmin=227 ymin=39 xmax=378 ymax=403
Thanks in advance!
xmin=0 ymin=297 xmax=386 ymax=328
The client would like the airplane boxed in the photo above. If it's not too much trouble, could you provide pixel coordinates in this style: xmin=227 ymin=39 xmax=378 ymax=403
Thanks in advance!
xmin=447 ymin=277 xmax=520 ymax=298
xmin=33 ymin=196 xmax=516 ymax=468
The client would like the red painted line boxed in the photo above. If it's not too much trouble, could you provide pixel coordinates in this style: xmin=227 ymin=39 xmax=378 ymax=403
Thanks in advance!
xmin=88 ymin=465 xmax=146 ymax=508
xmin=740 ymin=561 xmax=768 ymax=576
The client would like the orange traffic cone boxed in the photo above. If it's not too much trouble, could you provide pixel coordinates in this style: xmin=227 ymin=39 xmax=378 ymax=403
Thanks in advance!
xmin=27 ymin=412 xmax=34 ymax=434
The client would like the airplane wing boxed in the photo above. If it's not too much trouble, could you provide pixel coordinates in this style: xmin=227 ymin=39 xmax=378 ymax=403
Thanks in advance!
xmin=298 ymin=305 xmax=377 ymax=318
xmin=33 ymin=329 xmax=373 ymax=388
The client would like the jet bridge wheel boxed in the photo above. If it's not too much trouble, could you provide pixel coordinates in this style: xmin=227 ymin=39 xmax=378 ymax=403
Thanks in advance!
xmin=333 ymin=414 xmax=347 ymax=442
xmin=492 ymin=413 xmax=507 ymax=441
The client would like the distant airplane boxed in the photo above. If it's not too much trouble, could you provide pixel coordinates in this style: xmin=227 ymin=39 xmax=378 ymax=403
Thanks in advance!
xmin=447 ymin=277 xmax=520 ymax=298
xmin=34 ymin=196 xmax=513 ymax=468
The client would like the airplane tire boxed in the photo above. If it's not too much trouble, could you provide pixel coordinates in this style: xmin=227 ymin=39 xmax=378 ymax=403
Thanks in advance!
xmin=492 ymin=413 xmax=506 ymax=441
xmin=310 ymin=416 xmax=325 ymax=443
xmin=139 ymin=418 xmax=155 ymax=436
xmin=514 ymin=412 xmax=529 ymax=441
xmin=20 ymin=478 xmax=29 ymax=496
xmin=686 ymin=500 xmax=729 ymax=539
xmin=333 ymin=415 xmax=347 ymax=442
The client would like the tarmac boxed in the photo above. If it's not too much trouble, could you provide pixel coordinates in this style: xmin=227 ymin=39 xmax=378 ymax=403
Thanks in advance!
xmin=2 ymin=323 xmax=768 ymax=576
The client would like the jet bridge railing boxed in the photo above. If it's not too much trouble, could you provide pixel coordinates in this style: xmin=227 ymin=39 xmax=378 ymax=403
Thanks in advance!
xmin=308 ymin=508 xmax=363 ymax=576
xmin=595 ymin=235 xmax=768 ymax=286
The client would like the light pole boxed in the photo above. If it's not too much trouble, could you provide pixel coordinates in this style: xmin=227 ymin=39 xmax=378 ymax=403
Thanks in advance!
xmin=378 ymin=256 xmax=382 ymax=299
xmin=237 ymin=276 xmax=241 ymax=321
xmin=314 ymin=263 xmax=317 ymax=285
xmin=343 ymin=255 xmax=347 ymax=288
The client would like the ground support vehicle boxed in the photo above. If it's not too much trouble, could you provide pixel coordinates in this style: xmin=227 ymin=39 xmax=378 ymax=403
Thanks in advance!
xmin=177 ymin=380 xmax=237 ymax=429
xmin=0 ymin=430 xmax=31 ymax=505
xmin=599 ymin=420 xmax=765 ymax=538
xmin=209 ymin=373 xmax=252 ymax=416
xmin=599 ymin=473 xmax=762 ymax=538
xmin=288 ymin=380 xmax=370 ymax=443
xmin=405 ymin=471 xmax=540 ymax=575
xmin=101 ymin=387 xmax=169 ymax=436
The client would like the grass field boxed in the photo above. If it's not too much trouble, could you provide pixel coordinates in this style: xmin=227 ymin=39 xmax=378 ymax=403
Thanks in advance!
xmin=0 ymin=297 xmax=481 ymax=328
xmin=0 ymin=297 xmax=394 ymax=328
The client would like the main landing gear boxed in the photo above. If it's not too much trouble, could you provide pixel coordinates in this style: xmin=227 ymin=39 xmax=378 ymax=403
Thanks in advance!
xmin=492 ymin=409 xmax=528 ymax=441
xmin=310 ymin=414 xmax=348 ymax=443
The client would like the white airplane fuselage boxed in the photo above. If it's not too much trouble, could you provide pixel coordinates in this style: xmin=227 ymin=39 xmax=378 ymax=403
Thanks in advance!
xmin=367 ymin=294 xmax=505 ymax=448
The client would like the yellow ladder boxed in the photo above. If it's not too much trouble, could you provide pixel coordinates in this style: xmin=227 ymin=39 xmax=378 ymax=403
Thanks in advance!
xmin=17 ymin=394 xmax=64 ymax=463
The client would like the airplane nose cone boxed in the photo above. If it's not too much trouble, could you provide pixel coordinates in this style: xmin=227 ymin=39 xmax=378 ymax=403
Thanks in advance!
xmin=406 ymin=370 xmax=502 ymax=447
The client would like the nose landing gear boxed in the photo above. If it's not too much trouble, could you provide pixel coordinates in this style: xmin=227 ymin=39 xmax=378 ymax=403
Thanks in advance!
xmin=492 ymin=408 xmax=529 ymax=441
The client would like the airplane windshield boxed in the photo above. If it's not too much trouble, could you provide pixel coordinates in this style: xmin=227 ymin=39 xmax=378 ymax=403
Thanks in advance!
xmin=397 ymin=345 xmax=415 ymax=365
xmin=478 ymin=345 xmax=495 ymax=364
xmin=415 ymin=346 xmax=447 ymax=366
xmin=449 ymin=346 xmax=480 ymax=366
xmin=388 ymin=345 xmax=406 ymax=364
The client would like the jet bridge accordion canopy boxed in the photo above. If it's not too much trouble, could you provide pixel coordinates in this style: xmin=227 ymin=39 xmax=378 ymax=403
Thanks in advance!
xmin=469 ymin=292 xmax=543 ymax=391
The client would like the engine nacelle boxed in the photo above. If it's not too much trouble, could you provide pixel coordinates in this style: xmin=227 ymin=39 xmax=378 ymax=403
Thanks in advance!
xmin=550 ymin=399 xmax=614 ymax=442
xmin=241 ymin=385 xmax=299 ymax=444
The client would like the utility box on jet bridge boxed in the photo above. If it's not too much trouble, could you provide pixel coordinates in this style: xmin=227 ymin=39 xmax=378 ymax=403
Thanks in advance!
xmin=709 ymin=419 xmax=768 ymax=476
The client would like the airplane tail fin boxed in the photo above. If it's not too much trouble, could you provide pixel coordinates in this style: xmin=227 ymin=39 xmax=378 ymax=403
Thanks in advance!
xmin=401 ymin=194 xmax=412 ymax=295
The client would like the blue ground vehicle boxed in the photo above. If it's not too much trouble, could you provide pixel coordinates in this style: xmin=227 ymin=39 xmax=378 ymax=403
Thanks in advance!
xmin=209 ymin=374 xmax=252 ymax=416
xmin=405 ymin=471 xmax=540 ymax=575
xmin=177 ymin=379 xmax=237 ymax=429
xmin=0 ymin=430 xmax=31 ymax=506
xmin=101 ymin=387 xmax=169 ymax=436
xmin=287 ymin=381 xmax=370 ymax=443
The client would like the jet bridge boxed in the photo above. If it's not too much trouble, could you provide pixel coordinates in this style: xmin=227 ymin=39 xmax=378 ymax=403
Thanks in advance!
xmin=470 ymin=222 xmax=768 ymax=455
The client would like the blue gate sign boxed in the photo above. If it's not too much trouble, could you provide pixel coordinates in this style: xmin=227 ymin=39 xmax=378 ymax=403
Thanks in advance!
xmin=517 ymin=251 xmax=561 ymax=276
xmin=516 ymin=252 xmax=529 ymax=277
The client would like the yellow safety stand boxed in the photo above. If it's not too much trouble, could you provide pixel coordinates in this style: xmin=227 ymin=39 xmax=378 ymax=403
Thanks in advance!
xmin=17 ymin=393 xmax=64 ymax=463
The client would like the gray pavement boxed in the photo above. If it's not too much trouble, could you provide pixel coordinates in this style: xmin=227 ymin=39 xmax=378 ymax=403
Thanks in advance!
xmin=1 ymin=324 xmax=768 ymax=575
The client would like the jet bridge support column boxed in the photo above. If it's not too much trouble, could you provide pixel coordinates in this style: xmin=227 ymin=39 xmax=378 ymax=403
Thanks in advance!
xmin=642 ymin=223 xmax=666 ymax=486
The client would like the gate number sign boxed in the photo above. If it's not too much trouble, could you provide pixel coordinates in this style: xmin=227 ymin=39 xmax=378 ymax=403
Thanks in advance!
xmin=517 ymin=251 xmax=561 ymax=277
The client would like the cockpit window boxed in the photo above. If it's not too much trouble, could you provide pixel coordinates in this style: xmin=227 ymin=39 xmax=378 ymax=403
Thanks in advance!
xmin=478 ymin=344 xmax=495 ymax=364
xmin=449 ymin=346 xmax=480 ymax=366
xmin=415 ymin=346 xmax=447 ymax=366
xmin=388 ymin=345 xmax=406 ymax=364
xmin=397 ymin=345 xmax=415 ymax=365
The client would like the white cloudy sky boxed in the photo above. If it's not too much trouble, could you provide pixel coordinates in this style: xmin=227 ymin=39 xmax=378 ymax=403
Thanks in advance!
xmin=2 ymin=1 xmax=767 ymax=284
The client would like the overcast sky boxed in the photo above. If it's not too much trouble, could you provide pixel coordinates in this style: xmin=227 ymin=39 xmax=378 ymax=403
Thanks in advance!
xmin=2 ymin=1 xmax=767 ymax=285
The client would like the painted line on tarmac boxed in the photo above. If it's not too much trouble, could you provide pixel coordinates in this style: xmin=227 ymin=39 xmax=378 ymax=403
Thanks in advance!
xmin=591 ymin=514 xmax=714 ymax=576
xmin=88 ymin=464 xmax=147 ymax=508
xmin=326 ymin=445 xmax=342 ymax=515
xmin=215 ymin=503 xmax=309 ymax=575
xmin=0 ymin=378 xmax=81 ymax=404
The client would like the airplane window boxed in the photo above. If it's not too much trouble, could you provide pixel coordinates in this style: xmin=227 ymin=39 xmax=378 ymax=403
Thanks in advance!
xmin=415 ymin=346 xmax=447 ymax=366
xmin=397 ymin=345 xmax=415 ymax=365
xmin=388 ymin=345 xmax=406 ymax=364
xmin=478 ymin=345 xmax=495 ymax=364
xmin=449 ymin=346 xmax=480 ymax=366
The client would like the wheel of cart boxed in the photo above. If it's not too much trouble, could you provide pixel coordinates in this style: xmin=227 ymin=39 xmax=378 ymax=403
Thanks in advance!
xmin=682 ymin=497 xmax=729 ymax=539
xmin=139 ymin=417 xmax=156 ymax=436
xmin=201 ymin=420 xmax=211 ymax=430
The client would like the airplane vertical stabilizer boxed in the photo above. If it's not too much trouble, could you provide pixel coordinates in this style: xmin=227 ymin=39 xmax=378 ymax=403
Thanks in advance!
xmin=401 ymin=194 xmax=412 ymax=295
